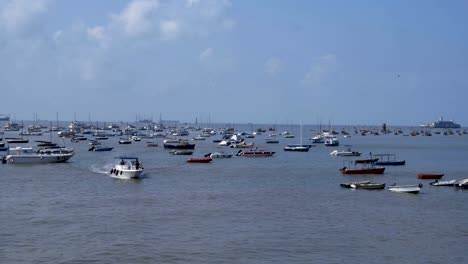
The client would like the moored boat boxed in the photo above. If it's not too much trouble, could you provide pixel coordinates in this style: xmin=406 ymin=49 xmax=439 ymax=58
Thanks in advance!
xmin=417 ymin=173 xmax=444 ymax=180
xmin=340 ymin=166 xmax=385 ymax=175
xmin=429 ymin=179 xmax=456 ymax=186
xmin=163 ymin=139 xmax=195 ymax=149
xmin=118 ymin=138 xmax=132 ymax=144
xmin=146 ymin=141 xmax=158 ymax=147
xmin=89 ymin=146 xmax=113 ymax=151
xmin=207 ymin=152 xmax=233 ymax=158
xmin=454 ymin=178 xmax=468 ymax=189
xmin=330 ymin=145 xmax=361 ymax=156
xmin=6 ymin=137 xmax=29 ymax=144
xmin=236 ymin=149 xmax=275 ymax=157
xmin=324 ymin=137 xmax=339 ymax=146
xmin=388 ymin=183 xmax=423 ymax=194
xmin=350 ymin=182 xmax=385 ymax=189
xmin=340 ymin=180 xmax=371 ymax=188
xmin=187 ymin=157 xmax=212 ymax=163
xmin=169 ymin=149 xmax=193 ymax=155
xmin=284 ymin=145 xmax=310 ymax=152
xmin=371 ymin=153 xmax=405 ymax=166
xmin=2 ymin=146 xmax=74 ymax=164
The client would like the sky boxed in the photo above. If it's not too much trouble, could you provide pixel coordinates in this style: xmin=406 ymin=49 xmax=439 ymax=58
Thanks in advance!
xmin=1 ymin=0 xmax=467 ymax=126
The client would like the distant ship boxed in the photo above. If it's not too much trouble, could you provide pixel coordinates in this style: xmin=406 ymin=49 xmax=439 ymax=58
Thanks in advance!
xmin=421 ymin=116 xmax=461 ymax=129
xmin=0 ymin=114 xmax=10 ymax=121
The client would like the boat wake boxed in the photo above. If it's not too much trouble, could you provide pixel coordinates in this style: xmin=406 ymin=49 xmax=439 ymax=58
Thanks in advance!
xmin=89 ymin=162 xmax=114 ymax=175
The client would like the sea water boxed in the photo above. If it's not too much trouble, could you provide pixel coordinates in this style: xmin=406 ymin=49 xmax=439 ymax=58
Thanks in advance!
xmin=1 ymin=124 xmax=467 ymax=263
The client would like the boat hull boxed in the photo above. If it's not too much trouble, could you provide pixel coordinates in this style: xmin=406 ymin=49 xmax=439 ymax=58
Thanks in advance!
xmin=284 ymin=147 xmax=309 ymax=152
xmin=237 ymin=151 xmax=275 ymax=157
xmin=430 ymin=180 xmax=456 ymax=186
xmin=350 ymin=183 xmax=385 ymax=189
xmin=417 ymin=174 xmax=444 ymax=179
xmin=4 ymin=153 xmax=74 ymax=164
xmin=388 ymin=184 xmax=422 ymax=194
xmin=187 ymin=158 xmax=212 ymax=163
xmin=164 ymin=143 xmax=195 ymax=149
xmin=340 ymin=167 xmax=385 ymax=174
xmin=110 ymin=169 xmax=143 ymax=179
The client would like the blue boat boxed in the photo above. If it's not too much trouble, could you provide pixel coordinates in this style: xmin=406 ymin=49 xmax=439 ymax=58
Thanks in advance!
xmin=371 ymin=153 xmax=406 ymax=166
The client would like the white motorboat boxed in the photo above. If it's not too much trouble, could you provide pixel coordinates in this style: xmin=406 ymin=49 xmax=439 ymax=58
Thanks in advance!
xmin=324 ymin=137 xmax=339 ymax=146
xmin=330 ymin=145 xmax=361 ymax=156
xmin=388 ymin=183 xmax=423 ymax=194
xmin=311 ymin=134 xmax=325 ymax=143
xmin=207 ymin=152 xmax=233 ymax=158
xmin=2 ymin=146 xmax=74 ymax=164
xmin=430 ymin=179 xmax=456 ymax=186
xmin=109 ymin=156 xmax=143 ymax=179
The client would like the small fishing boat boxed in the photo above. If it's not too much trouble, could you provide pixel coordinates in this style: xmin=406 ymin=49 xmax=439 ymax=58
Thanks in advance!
xmin=118 ymin=138 xmax=132 ymax=144
xmin=187 ymin=157 xmax=212 ymax=163
xmin=236 ymin=149 xmax=275 ymax=157
xmin=109 ymin=156 xmax=143 ymax=179
xmin=131 ymin=136 xmax=141 ymax=142
xmin=6 ymin=137 xmax=29 ymax=144
xmin=340 ymin=166 xmax=385 ymax=175
xmin=340 ymin=181 xmax=370 ymax=188
xmin=169 ymin=149 xmax=193 ymax=155
xmin=324 ymin=137 xmax=339 ymax=146
xmin=330 ymin=145 xmax=361 ymax=156
xmin=206 ymin=152 xmax=233 ymax=158
xmin=283 ymin=145 xmax=310 ymax=152
xmin=146 ymin=141 xmax=158 ymax=147
xmin=163 ymin=139 xmax=195 ymax=149
xmin=89 ymin=146 xmax=113 ymax=151
xmin=388 ymin=183 xmax=423 ymax=194
xmin=230 ymin=142 xmax=255 ymax=148
xmin=454 ymin=178 xmax=468 ymax=189
xmin=417 ymin=173 xmax=444 ymax=180
xmin=350 ymin=182 xmax=385 ymax=189
xmin=429 ymin=179 xmax=456 ymax=186
xmin=265 ymin=138 xmax=279 ymax=144
xmin=371 ymin=153 xmax=405 ymax=166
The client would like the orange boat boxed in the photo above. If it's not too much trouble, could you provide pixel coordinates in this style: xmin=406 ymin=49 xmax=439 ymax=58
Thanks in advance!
xmin=417 ymin=173 xmax=444 ymax=179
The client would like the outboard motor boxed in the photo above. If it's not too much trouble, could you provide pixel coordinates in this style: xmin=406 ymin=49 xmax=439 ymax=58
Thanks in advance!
xmin=1 ymin=156 xmax=6 ymax=164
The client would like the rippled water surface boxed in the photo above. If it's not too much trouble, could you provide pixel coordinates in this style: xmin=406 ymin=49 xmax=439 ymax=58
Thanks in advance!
xmin=1 ymin=125 xmax=468 ymax=263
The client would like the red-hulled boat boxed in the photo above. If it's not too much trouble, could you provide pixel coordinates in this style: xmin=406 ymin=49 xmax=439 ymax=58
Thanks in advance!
xmin=417 ymin=173 xmax=444 ymax=179
xmin=340 ymin=166 xmax=385 ymax=175
xmin=187 ymin=157 xmax=212 ymax=163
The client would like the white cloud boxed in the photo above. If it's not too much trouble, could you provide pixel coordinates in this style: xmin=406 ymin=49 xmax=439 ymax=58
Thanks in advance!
xmin=199 ymin=47 xmax=214 ymax=62
xmin=265 ymin=57 xmax=282 ymax=76
xmin=160 ymin=20 xmax=180 ymax=40
xmin=87 ymin=26 xmax=109 ymax=47
xmin=301 ymin=54 xmax=338 ymax=87
xmin=1 ymin=0 xmax=50 ymax=35
xmin=112 ymin=0 xmax=159 ymax=37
